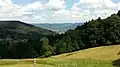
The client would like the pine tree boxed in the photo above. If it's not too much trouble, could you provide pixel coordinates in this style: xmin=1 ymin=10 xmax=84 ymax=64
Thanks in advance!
xmin=117 ymin=10 xmax=120 ymax=17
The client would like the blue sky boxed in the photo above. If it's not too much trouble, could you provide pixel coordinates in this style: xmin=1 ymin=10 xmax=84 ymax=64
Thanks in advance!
xmin=12 ymin=0 xmax=120 ymax=10
xmin=112 ymin=0 xmax=120 ymax=3
xmin=0 ymin=0 xmax=120 ymax=23
xmin=12 ymin=0 xmax=120 ymax=4
xmin=12 ymin=0 xmax=78 ymax=9
xmin=12 ymin=0 xmax=35 ymax=4
xmin=65 ymin=0 xmax=79 ymax=9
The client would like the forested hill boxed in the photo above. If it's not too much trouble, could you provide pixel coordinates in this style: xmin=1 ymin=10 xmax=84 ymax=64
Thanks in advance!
xmin=0 ymin=21 xmax=56 ymax=58
xmin=49 ymin=10 xmax=120 ymax=54
xmin=0 ymin=21 xmax=55 ymax=39
xmin=1 ymin=11 xmax=120 ymax=59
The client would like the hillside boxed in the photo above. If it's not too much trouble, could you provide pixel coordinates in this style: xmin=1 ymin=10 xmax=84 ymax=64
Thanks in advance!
xmin=0 ymin=21 xmax=57 ymax=58
xmin=52 ymin=45 xmax=120 ymax=60
xmin=0 ymin=21 xmax=55 ymax=39
xmin=1 ymin=11 xmax=120 ymax=59
xmin=33 ymin=23 xmax=83 ymax=33
xmin=0 ymin=45 xmax=120 ymax=67
xmin=48 ymin=10 xmax=120 ymax=55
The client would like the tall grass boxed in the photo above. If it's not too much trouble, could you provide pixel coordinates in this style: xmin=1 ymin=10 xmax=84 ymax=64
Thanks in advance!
xmin=1 ymin=45 xmax=120 ymax=67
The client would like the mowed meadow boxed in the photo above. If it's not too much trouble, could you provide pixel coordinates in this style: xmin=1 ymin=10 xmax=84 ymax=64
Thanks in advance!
xmin=0 ymin=45 xmax=120 ymax=67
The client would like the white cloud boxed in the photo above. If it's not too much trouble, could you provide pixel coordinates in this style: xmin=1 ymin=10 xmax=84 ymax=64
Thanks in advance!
xmin=0 ymin=0 xmax=18 ymax=20
xmin=22 ymin=1 xmax=44 ymax=11
xmin=117 ymin=3 xmax=120 ymax=10
xmin=46 ymin=0 xmax=66 ymax=11
xmin=71 ymin=0 xmax=120 ymax=21
xmin=0 ymin=0 xmax=120 ymax=23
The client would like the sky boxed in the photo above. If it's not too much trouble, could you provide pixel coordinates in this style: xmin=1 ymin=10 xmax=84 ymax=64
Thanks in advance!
xmin=0 ymin=0 xmax=120 ymax=23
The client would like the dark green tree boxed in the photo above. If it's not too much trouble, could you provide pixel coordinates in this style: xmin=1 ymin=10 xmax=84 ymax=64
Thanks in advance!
xmin=117 ymin=10 xmax=120 ymax=17
xmin=40 ymin=37 xmax=54 ymax=57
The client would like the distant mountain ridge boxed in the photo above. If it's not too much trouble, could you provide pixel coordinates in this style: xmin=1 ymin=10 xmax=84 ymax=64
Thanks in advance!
xmin=0 ymin=21 xmax=56 ymax=39
xmin=33 ymin=23 xmax=84 ymax=33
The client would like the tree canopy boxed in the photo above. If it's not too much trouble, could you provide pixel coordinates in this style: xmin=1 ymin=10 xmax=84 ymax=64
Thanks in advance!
xmin=0 ymin=11 xmax=120 ymax=58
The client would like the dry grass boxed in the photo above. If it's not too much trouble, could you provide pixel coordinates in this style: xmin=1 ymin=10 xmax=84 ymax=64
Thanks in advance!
xmin=1 ymin=45 xmax=120 ymax=67
xmin=52 ymin=45 xmax=120 ymax=61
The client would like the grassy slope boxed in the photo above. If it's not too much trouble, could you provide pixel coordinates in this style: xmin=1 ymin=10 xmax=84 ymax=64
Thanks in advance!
xmin=53 ymin=45 xmax=120 ymax=60
xmin=1 ymin=45 xmax=120 ymax=67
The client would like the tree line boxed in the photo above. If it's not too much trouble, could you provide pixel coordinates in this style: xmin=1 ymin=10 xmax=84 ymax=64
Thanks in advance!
xmin=0 ymin=11 xmax=120 ymax=58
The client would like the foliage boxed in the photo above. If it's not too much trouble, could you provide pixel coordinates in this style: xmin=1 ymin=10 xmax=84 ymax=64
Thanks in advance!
xmin=0 ymin=11 xmax=120 ymax=58
xmin=51 ymin=10 xmax=120 ymax=55
xmin=40 ymin=37 xmax=54 ymax=57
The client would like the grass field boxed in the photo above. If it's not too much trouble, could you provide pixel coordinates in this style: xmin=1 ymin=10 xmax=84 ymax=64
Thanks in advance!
xmin=1 ymin=45 xmax=120 ymax=67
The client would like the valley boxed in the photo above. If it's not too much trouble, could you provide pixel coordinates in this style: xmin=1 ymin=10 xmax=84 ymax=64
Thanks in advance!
xmin=33 ymin=23 xmax=83 ymax=33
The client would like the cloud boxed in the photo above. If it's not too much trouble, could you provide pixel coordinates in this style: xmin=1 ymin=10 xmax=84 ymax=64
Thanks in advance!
xmin=0 ymin=0 xmax=120 ymax=23
xmin=45 ymin=0 xmax=66 ymax=11
xmin=71 ymin=0 xmax=120 ymax=21
xmin=0 ymin=0 xmax=18 ymax=20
